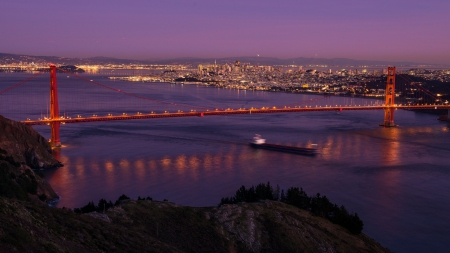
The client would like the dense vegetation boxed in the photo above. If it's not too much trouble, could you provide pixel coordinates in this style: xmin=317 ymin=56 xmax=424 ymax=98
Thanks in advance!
xmin=73 ymin=194 xmax=153 ymax=213
xmin=220 ymin=182 xmax=364 ymax=234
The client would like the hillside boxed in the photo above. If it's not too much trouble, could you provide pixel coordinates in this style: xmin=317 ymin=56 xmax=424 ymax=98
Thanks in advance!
xmin=0 ymin=52 xmax=432 ymax=67
xmin=0 ymin=197 xmax=391 ymax=253
xmin=0 ymin=115 xmax=60 ymax=203
xmin=0 ymin=115 xmax=61 ymax=170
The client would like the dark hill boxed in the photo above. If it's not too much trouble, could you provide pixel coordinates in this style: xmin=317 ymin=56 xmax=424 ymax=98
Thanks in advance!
xmin=0 ymin=197 xmax=392 ymax=253
xmin=0 ymin=115 xmax=61 ymax=170
xmin=1 ymin=52 xmax=440 ymax=67
xmin=0 ymin=115 xmax=60 ymax=203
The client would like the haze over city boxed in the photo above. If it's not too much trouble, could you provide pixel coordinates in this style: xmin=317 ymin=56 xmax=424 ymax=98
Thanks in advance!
xmin=1 ymin=0 xmax=449 ymax=65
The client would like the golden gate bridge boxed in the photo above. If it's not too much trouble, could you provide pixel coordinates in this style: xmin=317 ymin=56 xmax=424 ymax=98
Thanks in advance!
xmin=1 ymin=65 xmax=449 ymax=148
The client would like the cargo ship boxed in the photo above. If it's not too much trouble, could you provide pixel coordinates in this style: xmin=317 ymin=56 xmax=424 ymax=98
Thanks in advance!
xmin=250 ymin=135 xmax=317 ymax=156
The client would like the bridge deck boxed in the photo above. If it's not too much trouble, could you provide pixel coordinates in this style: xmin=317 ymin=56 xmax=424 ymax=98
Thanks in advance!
xmin=21 ymin=105 xmax=450 ymax=125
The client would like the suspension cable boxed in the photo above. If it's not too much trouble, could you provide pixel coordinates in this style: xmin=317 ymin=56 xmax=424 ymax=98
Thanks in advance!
xmin=0 ymin=71 xmax=46 ymax=95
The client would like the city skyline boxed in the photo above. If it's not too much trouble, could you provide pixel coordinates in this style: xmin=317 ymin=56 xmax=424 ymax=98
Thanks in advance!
xmin=1 ymin=0 xmax=449 ymax=65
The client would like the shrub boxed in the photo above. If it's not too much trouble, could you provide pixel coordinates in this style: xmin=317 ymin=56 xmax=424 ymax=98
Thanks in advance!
xmin=220 ymin=182 xmax=364 ymax=234
xmin=220 ymin=182 xmax=274 ymax=204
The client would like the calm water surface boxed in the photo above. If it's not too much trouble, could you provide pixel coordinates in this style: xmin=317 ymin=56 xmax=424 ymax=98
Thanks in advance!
xmin=1 ymin=72 xmax=450 ymax=253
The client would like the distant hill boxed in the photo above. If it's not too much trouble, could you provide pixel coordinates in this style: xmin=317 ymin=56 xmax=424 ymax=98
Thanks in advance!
xmin=0 ymin=52 xmax=443 ymax=67
xmin=158 ymin=56 xmax=422 ymax=67
xmin=0 ymin=53 xmax=145 ymax=65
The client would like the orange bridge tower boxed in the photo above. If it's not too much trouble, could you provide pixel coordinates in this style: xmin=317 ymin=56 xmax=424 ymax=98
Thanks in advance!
xmin=49 ymin=64 xmax=61 ymax=147
xmin=381 ymin=67 xmax=397 ymax=127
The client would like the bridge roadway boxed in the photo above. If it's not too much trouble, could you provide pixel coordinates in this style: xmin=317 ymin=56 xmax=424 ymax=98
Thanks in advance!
xmin=21 ymin=104 xmax=450 ymax=126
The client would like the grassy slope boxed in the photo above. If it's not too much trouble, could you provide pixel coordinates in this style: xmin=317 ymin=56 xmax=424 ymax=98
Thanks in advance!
xmin=0 ymin=197 xmax=391 ymax=253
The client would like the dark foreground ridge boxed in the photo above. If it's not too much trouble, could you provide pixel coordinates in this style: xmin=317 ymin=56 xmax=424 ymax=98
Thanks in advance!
xmin=0 ymin=115 xmax=391 ymax=252
xmin=0 ymin=195 xmax=391 ymax=253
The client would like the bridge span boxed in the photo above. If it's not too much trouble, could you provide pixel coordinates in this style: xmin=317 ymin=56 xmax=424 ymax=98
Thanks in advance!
xmin=21 ymin=104 xmax=450 ymax=126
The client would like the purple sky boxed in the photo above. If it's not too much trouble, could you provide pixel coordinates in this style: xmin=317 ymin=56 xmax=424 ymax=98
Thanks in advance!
xmin=1 ymin=0 xmax=449 ymax=64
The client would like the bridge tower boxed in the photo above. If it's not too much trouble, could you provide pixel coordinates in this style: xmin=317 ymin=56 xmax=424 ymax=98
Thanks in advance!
xmin=49 ymin=64 xmax=61 ymax=147
xmin=381 ymin=67 xmax=396 ymax=127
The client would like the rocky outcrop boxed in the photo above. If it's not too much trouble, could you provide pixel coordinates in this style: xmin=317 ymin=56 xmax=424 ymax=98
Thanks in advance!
xmin=208 ymin=201 xmax=390 ymax=253
xmin=0 ymin=115 xmax=60 ymax=203
xmin=0 ymin=156 xmax=59 ymax=203
xmin=0 ymin=115 xmax=61 ymax=169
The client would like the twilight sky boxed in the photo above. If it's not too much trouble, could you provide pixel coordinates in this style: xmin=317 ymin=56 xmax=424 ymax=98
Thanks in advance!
xmin=1 ymin=0 xmax=449 ymax=64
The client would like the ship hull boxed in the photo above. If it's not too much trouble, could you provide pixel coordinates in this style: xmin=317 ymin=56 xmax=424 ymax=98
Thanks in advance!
xmin=250 ymin=143 xmax=317 ymax=156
